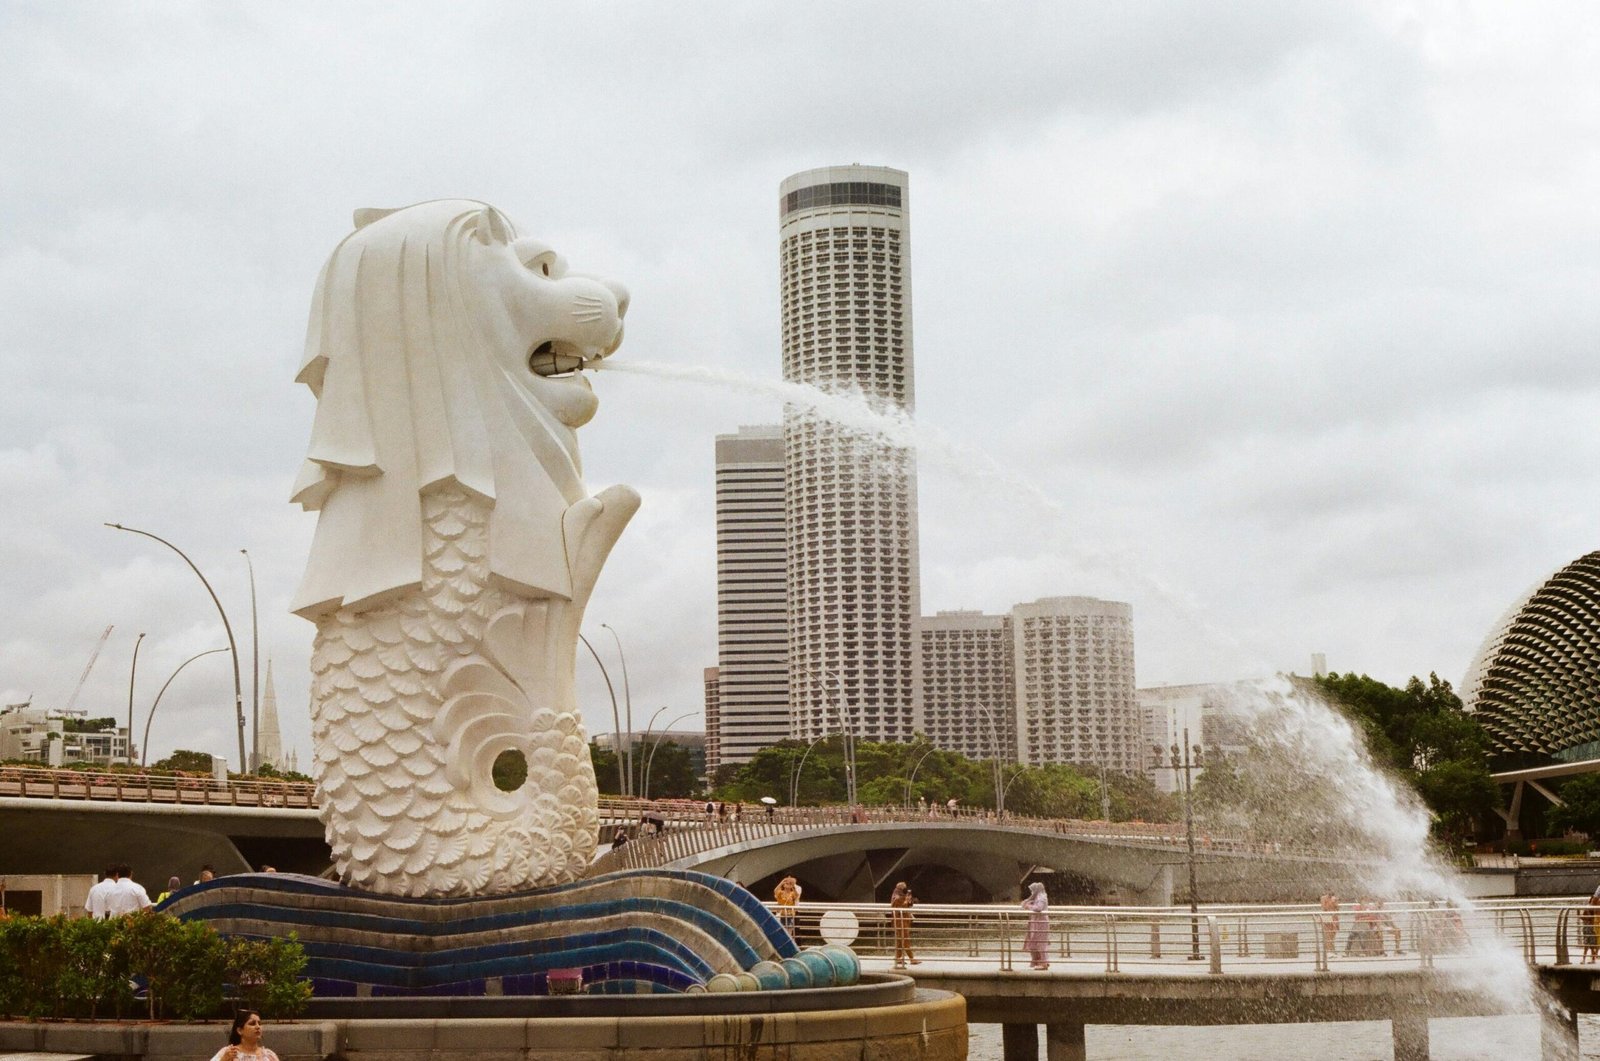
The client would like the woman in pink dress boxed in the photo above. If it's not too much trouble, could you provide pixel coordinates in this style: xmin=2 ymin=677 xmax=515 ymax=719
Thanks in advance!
xmin=1022 ymin=882 xmax=1050 ymax=969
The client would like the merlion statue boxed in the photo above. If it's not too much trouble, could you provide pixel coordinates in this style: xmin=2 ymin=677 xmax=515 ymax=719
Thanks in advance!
xmin=289 ymin=199 xmax=638 ymax=897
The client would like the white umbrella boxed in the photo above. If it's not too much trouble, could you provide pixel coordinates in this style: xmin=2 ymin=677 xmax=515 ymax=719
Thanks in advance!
xmin=759 ymin=796 xmax=778 ymax=805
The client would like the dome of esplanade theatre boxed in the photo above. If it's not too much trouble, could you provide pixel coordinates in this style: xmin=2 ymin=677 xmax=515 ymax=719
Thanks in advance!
xmin=1462 ymin=551 xmax=1600 ymax=770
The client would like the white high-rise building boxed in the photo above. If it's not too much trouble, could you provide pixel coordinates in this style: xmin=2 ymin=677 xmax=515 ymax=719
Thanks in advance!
xmin=702 ymin=667 xmax=722 ymax=777
xmin=714 ymin=425 xmax=790 ymax=765
xmin=1013 ymin=597 xmax=1141 ymax=773
xmin=918 ymin=610 xmax=1013 ymax=761
xmin=780 ymin=164 xmax=921 ymax=744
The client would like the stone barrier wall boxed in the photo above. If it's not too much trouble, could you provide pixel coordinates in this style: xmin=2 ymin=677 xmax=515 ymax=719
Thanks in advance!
xmin=0 ymin=991 xmax=967 ymax=1060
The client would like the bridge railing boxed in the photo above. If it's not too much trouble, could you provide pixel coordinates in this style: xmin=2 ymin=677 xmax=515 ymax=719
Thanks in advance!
xmin=753 ymin=898 xmax=1566 ymax=974
xmin=0 ymin=764 xmax=317 ymax=808
xmin=587 ymin=798 xmax=1326 ymax=874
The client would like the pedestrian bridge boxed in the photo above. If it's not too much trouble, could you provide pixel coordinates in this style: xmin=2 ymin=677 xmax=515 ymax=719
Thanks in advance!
xmin=0 ymin=768 xmax=1356 ymax=902
xmin=0 ymin=766 xmax=1353 ymax=901
xmin=589 ymin=803 xmax=1353 ymax=905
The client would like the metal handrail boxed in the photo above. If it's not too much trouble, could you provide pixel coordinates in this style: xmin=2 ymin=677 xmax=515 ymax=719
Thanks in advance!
xmin=741 ymin=899 xmax=1563 ymax=976
xmin=0 ymin=763 xmax=316 ymax=807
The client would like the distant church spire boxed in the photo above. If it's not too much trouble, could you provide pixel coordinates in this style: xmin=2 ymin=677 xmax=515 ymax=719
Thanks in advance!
xmin=259 ymin=659 xmax=284 ymax=769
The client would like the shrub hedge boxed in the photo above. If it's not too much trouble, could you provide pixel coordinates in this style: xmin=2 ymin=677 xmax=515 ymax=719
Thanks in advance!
xmin=0 ymin=912 xmax=311 ymax=1021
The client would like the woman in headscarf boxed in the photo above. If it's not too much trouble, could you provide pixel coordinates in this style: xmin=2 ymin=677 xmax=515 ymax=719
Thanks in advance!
xmin=1021 ymin=881 xmax=1050 ymax=969
xmin=889 ymin=881 xmax=920 ymax=968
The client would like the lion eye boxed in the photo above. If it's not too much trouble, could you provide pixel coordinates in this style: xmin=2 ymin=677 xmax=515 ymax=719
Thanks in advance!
xmin=513 ymin=238 xmax=560 ymax=279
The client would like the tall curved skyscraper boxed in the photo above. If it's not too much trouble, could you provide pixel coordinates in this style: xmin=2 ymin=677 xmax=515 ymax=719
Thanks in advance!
xmin=779 ymin=165 xmax=921 ymax=745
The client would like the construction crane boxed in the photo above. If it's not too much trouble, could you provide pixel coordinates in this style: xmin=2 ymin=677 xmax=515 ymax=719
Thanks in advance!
xmin=63 ymin=625 xmax=114 ymax=714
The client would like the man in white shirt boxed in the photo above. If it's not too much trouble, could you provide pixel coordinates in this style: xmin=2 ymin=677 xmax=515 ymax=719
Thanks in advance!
xmin=84 ymin=866 xmax=118 ymax=919
xmin=106 ymin=863 xmax=153 ymax=917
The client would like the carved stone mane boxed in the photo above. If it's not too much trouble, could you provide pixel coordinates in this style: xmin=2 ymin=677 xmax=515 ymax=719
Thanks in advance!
xmin=291 ymin=198 xmax=627 ymax=617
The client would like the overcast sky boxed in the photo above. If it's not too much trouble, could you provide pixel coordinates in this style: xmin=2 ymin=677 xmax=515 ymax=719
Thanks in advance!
xmin=2 ymin=2 xmax=1597 ymax=771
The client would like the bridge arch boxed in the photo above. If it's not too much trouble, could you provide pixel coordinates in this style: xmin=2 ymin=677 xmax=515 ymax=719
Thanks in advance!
xmin=628 ymin=822 xmax=1321 ymax=905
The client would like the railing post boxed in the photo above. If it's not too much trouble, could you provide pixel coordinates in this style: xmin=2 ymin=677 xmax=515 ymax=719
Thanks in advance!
xmin=1206 ymin=915 xmax=1222 ymax=974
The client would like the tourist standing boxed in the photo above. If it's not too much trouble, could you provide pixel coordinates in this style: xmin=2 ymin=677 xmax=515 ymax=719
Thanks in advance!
xmin=155 ymin=876 xmax=182 ymax=905
xmin=1319 ymin=891 xmax=1340 ymax=957
xmin=84 ymin=867 xmax=117 ymax=920
xmin=1583 ymin=893 xmax=1600 ymax=963
xmin=1348 ymin=899 xmax=1383 ymax=955
xmin=889 ymin=881 xmax=920 ymax=968
xmin=107 ymin=864 xmax=153 ymax=917
xmin=774 ymin=875 xmax=800 ymax=935
xmin=1022 ymin=882 xmax=1050 ymax=969
xmin=210 ymin=1009 xmax=280 ymax=1061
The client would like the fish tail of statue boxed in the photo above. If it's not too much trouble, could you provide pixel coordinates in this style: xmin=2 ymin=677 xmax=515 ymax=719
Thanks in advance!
xmin=311 ymin=487 xmax=638 ymax=896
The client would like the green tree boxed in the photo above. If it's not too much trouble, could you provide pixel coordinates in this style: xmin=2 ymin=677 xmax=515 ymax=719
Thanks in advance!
xmin=1312 ymin=671 xmax=1497 ymax=843
xmin=254 ymin=762 xmax=312 ymax=783
xmin=1547 ymin=774 xmax=1600 ymax=837
xmin=152 ymin=749 xmax=218 ymax=773
xmin=637 ymin=739 xmax=699 ymax=799
xmin=591 ymin=743 xmax=623 ymax=796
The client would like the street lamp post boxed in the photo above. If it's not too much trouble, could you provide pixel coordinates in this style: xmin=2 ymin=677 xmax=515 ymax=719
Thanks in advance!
xmin=600 ymin=624 xmax=635 ymax=800
xmin=789 ymin=729 xmax=841 ymax=807
xmin=106 ymin=523 xmax=246 ymax=771
xmin=815 ymin=666 xmax=856 ymax=807
xmin=1154 ymin=728 xmax=1204 ymax=960
xmin=903 ymin=744 xmax=938 ymax=808
xmin=125 ymin=632 xmax=146 ymax=766
xmin=1000 ymin=764 xmax=1027 ymax=811
xmin=578 ymin=633 xmax=628 ymax=797
xmin=641 ymin=710 xmax=697 ymax=800
xmin=240 ymin=549 xmax=260 ymax=772
xmin=141 ymin=647 xmax=229 ymax=768
xmin=635 ymin=704 xmax=675 ymax=796
xmin=973 ymin=704 xmax=1006 ymax=815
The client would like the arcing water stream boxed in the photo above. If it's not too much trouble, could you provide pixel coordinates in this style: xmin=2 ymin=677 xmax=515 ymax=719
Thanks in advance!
xmin=594 ymin=357 xmax=1553 ymax=1042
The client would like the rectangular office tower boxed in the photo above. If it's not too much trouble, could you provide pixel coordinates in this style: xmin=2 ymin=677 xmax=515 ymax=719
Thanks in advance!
xmin=918 ymin=610 xmax=1014 ymax=760
xmin=780 ymin=164 xmax=922 ymax=744
xmin=713 ymin=425 xmax=791 ymax=765
xmin=1013 ymin=597 xmax=1141 ymax=773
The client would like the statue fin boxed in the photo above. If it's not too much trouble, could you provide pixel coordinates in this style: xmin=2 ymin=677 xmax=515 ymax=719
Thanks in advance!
xmin=471 ymin=206 xmax=512 ymax=245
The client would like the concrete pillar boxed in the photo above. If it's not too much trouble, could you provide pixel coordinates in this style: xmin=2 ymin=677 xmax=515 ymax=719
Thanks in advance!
xmin=1001 ymin=1023 xmax=1038 ymax=1061
xmin=1392 ymin=1015 xmax=1429 ymax=1061
xmin=1045 ymin=1022 xmax=1087 ymax=1061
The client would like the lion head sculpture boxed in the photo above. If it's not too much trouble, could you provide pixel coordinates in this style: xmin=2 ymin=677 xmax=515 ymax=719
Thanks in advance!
xmin=290 ymin=200 xmax=629 ymax=618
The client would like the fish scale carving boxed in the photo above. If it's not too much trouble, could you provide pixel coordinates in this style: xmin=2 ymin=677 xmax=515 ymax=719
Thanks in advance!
xmin=310 ymin=487 xmax=599 ymax=896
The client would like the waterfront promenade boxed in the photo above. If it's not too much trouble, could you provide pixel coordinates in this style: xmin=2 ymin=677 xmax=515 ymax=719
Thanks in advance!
xmin=767 ymin=897 xmax=1582 ymax=1060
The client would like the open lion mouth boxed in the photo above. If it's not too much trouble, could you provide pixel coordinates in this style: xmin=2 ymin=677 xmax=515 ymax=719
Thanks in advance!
xmin=528 ymin=340 xmax=589 ymax=378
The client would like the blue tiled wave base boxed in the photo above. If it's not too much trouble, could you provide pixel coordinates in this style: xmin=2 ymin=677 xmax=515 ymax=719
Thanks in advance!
xmin=160 ymin=868 xmax=858 ymax=997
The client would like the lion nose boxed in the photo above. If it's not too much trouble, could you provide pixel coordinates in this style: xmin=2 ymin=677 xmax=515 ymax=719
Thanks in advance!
xmin=604 ymin=280 xmax=630 ymax=319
